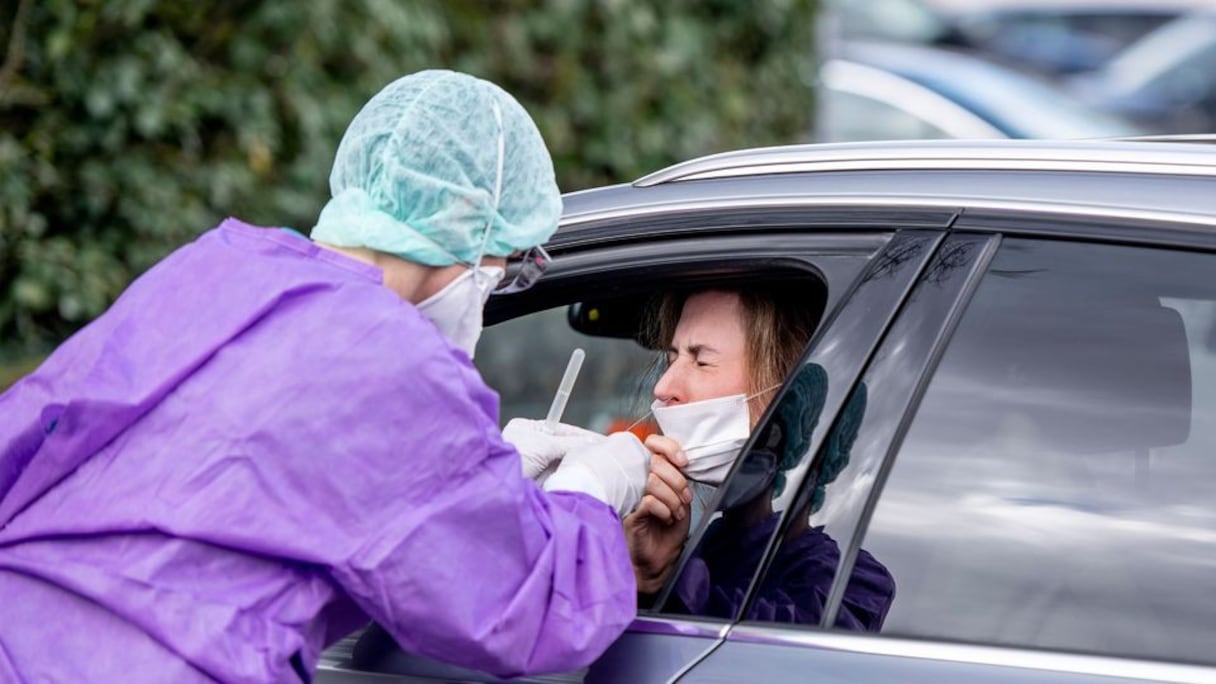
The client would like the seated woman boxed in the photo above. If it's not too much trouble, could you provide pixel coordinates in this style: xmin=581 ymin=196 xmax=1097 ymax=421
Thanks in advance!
xmin=624 ymin=287 xmax=813 ymax=591
xmin=630 ymin=288 xmax=895 ymax=629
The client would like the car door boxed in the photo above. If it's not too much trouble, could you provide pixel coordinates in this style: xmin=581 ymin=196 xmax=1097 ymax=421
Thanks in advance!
xmin=316 ymin=211 xmax=944 ymax=682
xmin=584 ymin=229 xmax=942 ymax=684
xmin=683 ymin=231 xmax=1216 ymax=683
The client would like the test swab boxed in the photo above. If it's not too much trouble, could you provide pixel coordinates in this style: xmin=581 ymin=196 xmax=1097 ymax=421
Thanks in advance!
xmin=545 ymin=348 xmax=585 ymax=432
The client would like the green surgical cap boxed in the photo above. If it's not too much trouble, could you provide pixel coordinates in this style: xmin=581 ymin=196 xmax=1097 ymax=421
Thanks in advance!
xmin=311 ymin=70 xmax=561 ymax=266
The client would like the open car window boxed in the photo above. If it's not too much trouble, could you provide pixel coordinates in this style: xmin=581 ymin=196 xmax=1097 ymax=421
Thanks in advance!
xmin=480 ymin=275 xmax=836 ymax=622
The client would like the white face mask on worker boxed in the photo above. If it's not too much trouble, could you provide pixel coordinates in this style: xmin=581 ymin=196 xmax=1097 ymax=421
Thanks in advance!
xmin=415 ymin=266 xmax=504 ymax=358
xmin=651 ymin=393 xmax=751 ymax=485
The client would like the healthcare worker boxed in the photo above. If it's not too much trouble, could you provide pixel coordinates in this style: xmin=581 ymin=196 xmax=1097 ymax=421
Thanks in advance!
xmin=0 ymin=70 xmax=649 ymax=682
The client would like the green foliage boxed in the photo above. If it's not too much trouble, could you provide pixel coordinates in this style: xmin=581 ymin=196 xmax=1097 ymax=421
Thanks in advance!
xmin=0 ymin=353 xmax=41 ymax=391
xmin=0 ymin=0 xmax=817 ymax=357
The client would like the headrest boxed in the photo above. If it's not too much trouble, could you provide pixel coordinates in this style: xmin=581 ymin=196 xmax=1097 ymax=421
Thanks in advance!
xmin=952 ymin=296 xmax=1191 ymax=454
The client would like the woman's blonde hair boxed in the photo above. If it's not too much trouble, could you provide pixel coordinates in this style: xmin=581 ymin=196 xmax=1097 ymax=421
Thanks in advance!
xmin=649 ymin=286 xmax=821 ymax=423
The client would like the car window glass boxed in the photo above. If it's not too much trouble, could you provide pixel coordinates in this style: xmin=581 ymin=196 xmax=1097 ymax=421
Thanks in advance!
xmin=733 ymin=235 xmax=989 ymax=633
xmin=841 ymin=238 xmax=1216 ymax=665
xmin=734 ymin=363 xmax=898 ymax=628
xmin=647 ymin=233 xmax=939 ymax=623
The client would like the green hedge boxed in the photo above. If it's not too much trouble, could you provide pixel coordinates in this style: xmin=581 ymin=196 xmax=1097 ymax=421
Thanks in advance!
xmin=0 ymin=0 xmax=816 ymax=358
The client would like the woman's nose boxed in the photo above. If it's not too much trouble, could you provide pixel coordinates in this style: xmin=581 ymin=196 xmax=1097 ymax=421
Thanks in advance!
xmin=653 ymin=362 xmax=684 ymax=405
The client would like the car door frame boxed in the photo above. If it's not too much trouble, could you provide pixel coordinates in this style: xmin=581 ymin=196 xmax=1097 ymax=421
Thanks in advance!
xmin=588 ymin=227 xmax=948 ymax=684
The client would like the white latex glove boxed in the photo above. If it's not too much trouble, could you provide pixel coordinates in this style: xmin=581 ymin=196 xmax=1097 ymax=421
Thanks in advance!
xmin=543 ymin=432 xmax=650 ymax=518
xmin=503 ymin=418 xmax=606 ymax=481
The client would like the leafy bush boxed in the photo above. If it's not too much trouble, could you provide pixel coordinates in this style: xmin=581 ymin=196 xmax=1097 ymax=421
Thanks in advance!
xmin=0 ymin=0 xmax=816 ymax=357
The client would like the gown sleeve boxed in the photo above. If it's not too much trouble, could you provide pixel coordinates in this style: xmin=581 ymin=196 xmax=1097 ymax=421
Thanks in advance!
xmin=325 ymin=337 xmax=636 ymax=678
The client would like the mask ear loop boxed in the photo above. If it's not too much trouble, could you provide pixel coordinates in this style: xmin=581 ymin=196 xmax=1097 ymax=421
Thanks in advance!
xmin=623 ymin=383 xmax=785 ymax=434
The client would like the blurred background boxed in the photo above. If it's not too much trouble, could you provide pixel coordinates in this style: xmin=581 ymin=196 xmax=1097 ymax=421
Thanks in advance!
xmin=816 ymin=0 xmax=1216 ymax=140
xmin=2 ymin=0 xmax=1214 ymax=387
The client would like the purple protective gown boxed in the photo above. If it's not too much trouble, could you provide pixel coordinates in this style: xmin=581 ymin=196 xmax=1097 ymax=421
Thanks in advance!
xmin=0 ymin=220 xmax=635 ymax=682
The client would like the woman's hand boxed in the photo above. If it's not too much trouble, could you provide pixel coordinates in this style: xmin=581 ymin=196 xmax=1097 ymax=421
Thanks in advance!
xmin=624 ymin=434 xmax=694 ymax=595
xmin=625 ymin=496 xmax=691 ymax=594
xmin=640 ymin=434 xmax=692 ymax=522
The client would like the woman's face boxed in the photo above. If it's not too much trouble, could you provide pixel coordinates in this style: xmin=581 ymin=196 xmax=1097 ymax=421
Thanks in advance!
xmin=654 ymin=290 xmax=750 ymax=408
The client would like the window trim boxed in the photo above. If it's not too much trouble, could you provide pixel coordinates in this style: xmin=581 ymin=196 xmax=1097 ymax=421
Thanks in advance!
xmin=822 ymin=233 xmax=1001 ymax=627
xmin=721 ymin=625 xmax=1216 ymax=684
xmin=487 ymin=232 xmax=886 ymax=326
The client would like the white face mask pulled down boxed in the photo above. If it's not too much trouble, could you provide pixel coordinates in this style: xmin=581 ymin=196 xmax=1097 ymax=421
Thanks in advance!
xmin=416 ymin=266 xmax=504 ymax=358
xmin=651 ymin=393 xmax=751 ymax=485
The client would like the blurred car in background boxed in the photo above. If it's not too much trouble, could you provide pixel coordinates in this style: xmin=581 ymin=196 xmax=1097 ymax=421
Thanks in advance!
xmin=926 ymin=0 xmax=1211 ymax=77
xmin=823 ymin=0 xmax=1211 ymax=80
xmin=814 ymin=42 xmax=1140 ymax=142
xmin=1070 ymin=11 xmax=1216 ymax=133
xmin=821 ymin=0 xmax=967 ymax=48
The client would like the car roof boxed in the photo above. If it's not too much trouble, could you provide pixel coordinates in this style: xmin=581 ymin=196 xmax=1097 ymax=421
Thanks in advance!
xmin=557 ymin=138 xmax=1216 ymax=240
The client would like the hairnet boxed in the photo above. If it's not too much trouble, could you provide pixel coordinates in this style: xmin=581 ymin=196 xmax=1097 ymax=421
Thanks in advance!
xmin=310 ymin=70 xmax=561 ymax=266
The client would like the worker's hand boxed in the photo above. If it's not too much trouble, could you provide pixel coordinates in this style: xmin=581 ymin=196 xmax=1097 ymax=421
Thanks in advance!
xmin=503 ymin=418 xmax=605 ymax=481
xmin=544 ymin=432 xmax=649 ymax=518
xmin=624 ymin=495 xmax=691 ymax=595
xmin=641 ymin=434 xmax=692 ymax=523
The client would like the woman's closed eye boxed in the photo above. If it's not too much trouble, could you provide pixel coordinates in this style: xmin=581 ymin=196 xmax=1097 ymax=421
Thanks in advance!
xmin=691 ymin=344 xmax=720 ymax=366
xmin=670 ymin=344 xmax=720 ymax=368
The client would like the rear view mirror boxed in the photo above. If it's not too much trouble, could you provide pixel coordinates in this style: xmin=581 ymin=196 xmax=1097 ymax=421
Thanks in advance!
xmin=567 ymin=298 xmax=652 ymax=347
